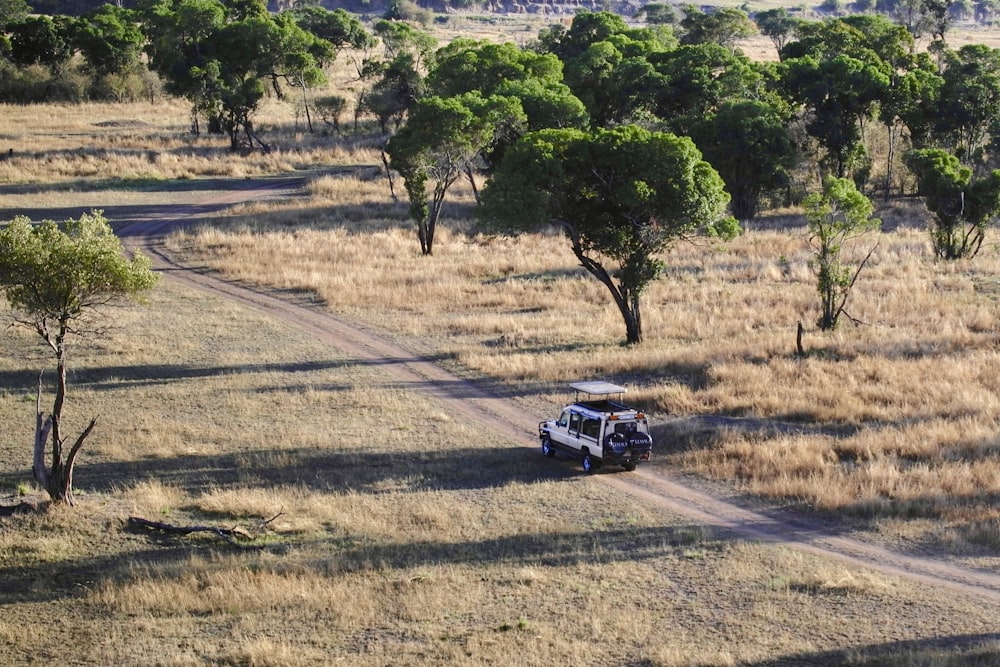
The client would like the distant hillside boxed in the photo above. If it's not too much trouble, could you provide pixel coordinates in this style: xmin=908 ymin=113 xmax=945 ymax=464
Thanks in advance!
xmin=27 ymin=0 xmax=642 ymax=18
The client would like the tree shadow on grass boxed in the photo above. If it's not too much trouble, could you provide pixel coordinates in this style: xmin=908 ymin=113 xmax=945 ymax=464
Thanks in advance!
xmin=732 ymin=634 xmax=1000 ymax=667
xmin=66 ymin=442 xmax=572 ymax=498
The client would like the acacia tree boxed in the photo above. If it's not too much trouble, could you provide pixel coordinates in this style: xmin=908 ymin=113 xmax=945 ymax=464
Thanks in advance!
xmin=479 ymin=125 xmax=737 ymax=345
xmin=904 ymin=148 xmax=1000 ymax=259
xmin=804 ymin=177 xmax=881 ymax=331
xmin=141 ymin=0 xmax=330 ymax=151
xmin=73 ymin=4 xmax=146 ymax=101
xmin=0 ymin=212 xmax=158 ymax=505
xmin=754 ymin=8 xmax=799 ymax=56
xmin=388 ymin=92 xmax=526 ymax=255
xmin=689 ymin=99 xmax=795 ymax=223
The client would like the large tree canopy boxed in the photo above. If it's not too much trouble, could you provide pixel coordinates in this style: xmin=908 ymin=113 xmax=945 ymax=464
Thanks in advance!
xmin=139 ymin=0 xmax=335 ymax=150
xmin=0 ymin=211 xmax=158 ymax=505
xmin=689 ymin=99 xmax=795 ymax=223
xmin=478 ymin=125 xmax=737 ymax=345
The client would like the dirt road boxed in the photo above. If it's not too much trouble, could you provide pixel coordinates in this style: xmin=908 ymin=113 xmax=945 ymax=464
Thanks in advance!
xmin=118 ymin=176 xmax=1000 ymax=607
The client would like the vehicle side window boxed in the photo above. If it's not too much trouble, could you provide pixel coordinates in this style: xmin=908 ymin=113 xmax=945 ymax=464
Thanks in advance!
xmin=581 ymin=418 xmax=600 ymax=440
xmin=568 ymin=412 xmax=581 ymax=434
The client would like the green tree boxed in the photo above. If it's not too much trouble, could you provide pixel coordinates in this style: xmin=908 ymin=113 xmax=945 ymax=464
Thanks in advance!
xmin=781 ymin=54 xmax=889 ymax=179
xmin=140 ymin=0 xmax=327 ymax=150
xmin=7 ymin=15 xmax=75 ymax=75
xmin=479 ymin=125 xmax=737 ymax=345
xmin=0 ymin=0 xmax=29 ymax=29
xmin=754 ymin=8 xmax=799 ymax=56
xmin=650 ymin=42 xmax=768 ymax=135
xmin=690 ymin=99 xmax=795 ymax=223
xmin=428 ymin=39 xmax=563 ymax=99
xmin=359 ymin=20 xmax=435 ymax=133
xmin=73 ymin=5 xmax=144 ymax=78
xmin=679 ymin=5 xmax=758 ymax=52
xmin=288 ymin=5 xmax=373 ymax=61
xmin=388 ymin=93 xmax=527 ymax=255
xmin=73 ymin=4 xmax=146 ymax=101
xmin=804 ymin=177 xmax=881 ymax=331
xmin=536 ymin=11 xmax=674 ymax=126
xmin=904 ymin=148 xmax=1000 ymax=259
xmin=935 ymin=44 xmax=1000 ymax=169
xmin=425 ymin=38 xmax=587 ymax=167
xmin=0 ymin=211 xmax=158 ymax=505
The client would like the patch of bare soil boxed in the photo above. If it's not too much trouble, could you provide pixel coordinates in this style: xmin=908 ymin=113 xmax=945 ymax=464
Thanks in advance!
xmin=117 ymin=175 xmax=1000 ymax=611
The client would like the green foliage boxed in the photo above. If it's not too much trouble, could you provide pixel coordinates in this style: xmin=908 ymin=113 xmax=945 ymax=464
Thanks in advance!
xmin=690 ymin=99 xmax=795 ymax=223
xmin=388 ymin=93 xmax=527 ymax=255
xmin=780 ymin=53 xmax=889 ymax=179
xmin=904 ymin=147 xmax=1000 ymax=259
xmin=536 ymin=11 xmax=675 ymax=126
xmin=288 ymin=5 xmax=374 ymax=59
xmin=804 ymin=177 xmax=880 ymax=330
xmin=754 ymin=8 xmax=799 ymax=53
xmin=678 ymin=5 xmax=758 ymax=50
xmin=425 ymin=38 xmax=587 ymax=156
xmin=140 ymin=0 xmax=338 ymax=149
xmin=428 ymin=39 xmax=563 ymax=99
xmin=73 ymin=4 xmax=145 ymax=79
xmin=935 ymin=44 xmax=1000 ymax=167
xmin=359 ymin=20 xmax=435 ymax=133
xmin=479 ymin=125 xmax=735 ymax=344
xmin=0 ymin=0 xmax=29 ymax=29
xmin=650 ymin=43 xmax=768 ymax=135
xmin=6 ymin=15 xmax=75 ymax=75
xmin=0 ymin=211 xmax=158 ymax=328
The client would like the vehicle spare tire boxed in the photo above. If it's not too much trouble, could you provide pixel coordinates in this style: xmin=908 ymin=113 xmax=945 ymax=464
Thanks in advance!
xmin=627 ymin=431 xmax=653 ymax=454
xmin=604 ymin=432 xmax=629 ymax=455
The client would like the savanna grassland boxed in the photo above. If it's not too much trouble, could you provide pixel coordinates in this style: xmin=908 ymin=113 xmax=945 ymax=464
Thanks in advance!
xmin=3 ymin=16 xmax=1000 ymax=667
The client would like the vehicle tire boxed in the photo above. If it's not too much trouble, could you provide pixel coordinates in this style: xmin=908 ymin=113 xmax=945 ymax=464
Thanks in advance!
xmin=541 ymin=436 xmax=556 ymax=458
xmin=582 ymin=453 xmax=596 ymax=474
xmin=623 ymin=462 xmax=637 ymax=472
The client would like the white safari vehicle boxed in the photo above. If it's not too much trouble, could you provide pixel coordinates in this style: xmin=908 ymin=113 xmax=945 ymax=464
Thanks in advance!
xmin=539 ymin=381 xmax=653 ymax=473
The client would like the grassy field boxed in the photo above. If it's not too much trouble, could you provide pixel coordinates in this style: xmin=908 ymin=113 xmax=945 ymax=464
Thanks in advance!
xmin=3 ymin=16 xmax=1000 ymax=665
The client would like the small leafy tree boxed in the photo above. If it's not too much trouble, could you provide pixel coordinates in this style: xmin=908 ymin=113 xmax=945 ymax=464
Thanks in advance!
xmin=388 ymin=93 xmax=527 ymax=255
xmin=804 ymin=177 xmax=881 ymax=331
xmin=904 ymin=148 xmax=1000 ymax=259
xmin=479 ymin=125 xmax=737 ymax=345
xmin=754 ymin=8 xmax=799 ymax=55
xmin=0 ymin=211 xmax=158 ymax=505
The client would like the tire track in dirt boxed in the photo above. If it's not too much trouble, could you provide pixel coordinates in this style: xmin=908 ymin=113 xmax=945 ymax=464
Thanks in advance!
xmin=117 ymin=177 xmax=1000 ymax=606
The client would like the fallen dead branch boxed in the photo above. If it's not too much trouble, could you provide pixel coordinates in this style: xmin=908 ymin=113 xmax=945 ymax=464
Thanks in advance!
xmin=127 ymin=510 xmax=283 ymax=547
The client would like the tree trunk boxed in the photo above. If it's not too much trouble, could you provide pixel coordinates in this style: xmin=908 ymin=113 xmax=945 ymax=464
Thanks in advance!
xmin=560 ymin=222 xmax=644 ymax=345
xmin=32 ymin=348 xmax=98 ymax=505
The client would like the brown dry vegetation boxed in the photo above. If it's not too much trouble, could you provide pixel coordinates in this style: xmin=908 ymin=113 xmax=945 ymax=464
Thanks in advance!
xmin=3 ymin=17 xmax=1000 ymax=666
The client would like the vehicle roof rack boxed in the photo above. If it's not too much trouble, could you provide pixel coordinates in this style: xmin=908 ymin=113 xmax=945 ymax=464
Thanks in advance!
xmin=570 ymin=381 xmax=627 ymax=397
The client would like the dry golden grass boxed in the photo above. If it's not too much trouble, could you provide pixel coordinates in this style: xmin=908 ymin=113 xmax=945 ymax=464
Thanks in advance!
xmin=162 ymin=169 xmax=1000 ymax=558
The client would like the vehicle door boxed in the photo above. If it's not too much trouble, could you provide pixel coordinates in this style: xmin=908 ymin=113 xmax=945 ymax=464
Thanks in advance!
xmin=548 ymin=410 xmax=575 ymax=447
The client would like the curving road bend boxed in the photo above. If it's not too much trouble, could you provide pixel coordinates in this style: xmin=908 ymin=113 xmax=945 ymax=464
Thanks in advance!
xmin=117 ymin=176 xmax=1000 ymax=607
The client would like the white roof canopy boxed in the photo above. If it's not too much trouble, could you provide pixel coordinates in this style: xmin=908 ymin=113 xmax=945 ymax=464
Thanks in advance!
xmin=570 ymin=381 xmax=626 ymax=396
